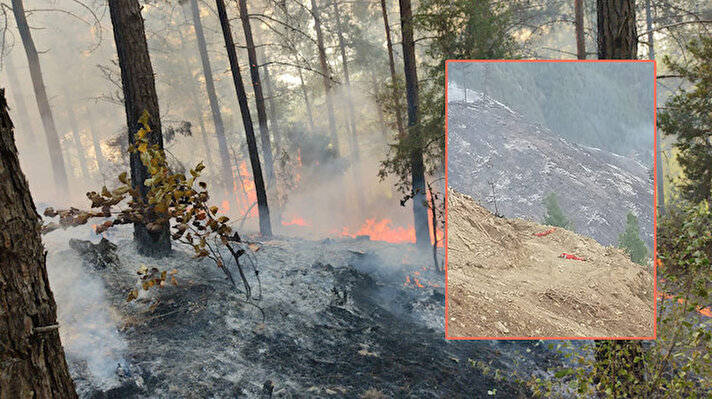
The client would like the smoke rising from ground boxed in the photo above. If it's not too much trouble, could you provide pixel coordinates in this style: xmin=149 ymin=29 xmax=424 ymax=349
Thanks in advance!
xmin=42 ymin=228 xmax=127 ymax=390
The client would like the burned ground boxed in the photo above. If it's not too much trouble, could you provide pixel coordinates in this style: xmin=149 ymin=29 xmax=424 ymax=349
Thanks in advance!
xmin=46 ymin=229 xmax=559 ymax=398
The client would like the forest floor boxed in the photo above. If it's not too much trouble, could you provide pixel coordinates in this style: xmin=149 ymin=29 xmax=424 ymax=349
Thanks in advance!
xmin=43 ymin=222 xmax=562 ymax=398
xmin=447 ymin=188 xmax=655 ymax=338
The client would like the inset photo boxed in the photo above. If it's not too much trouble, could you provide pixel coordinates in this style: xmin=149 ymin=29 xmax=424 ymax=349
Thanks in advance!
xmin=445 ymin=61 xmax=656 ymax=339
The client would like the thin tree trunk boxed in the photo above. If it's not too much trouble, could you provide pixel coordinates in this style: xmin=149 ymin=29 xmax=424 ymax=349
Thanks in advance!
xmin=398 ymin=0 xmax=431 ymax=249
xmin=188 ymin=0 xmax=234 ymax=203
xmin=61 ymin=87 xmax=90 ymax=179
xmin=645 ymin=0 xmax=664 ymax=214
xmin=380 ymin=0 xmax=405 ymax=137
xmin=84 ymin=109 xmax=105 ymax=173
xmin=594 ymin=4 xmax=644 ymax=395
xmin=331 ymin=0 xmax=366 ymax=209
xmin=298 ymin=67 xmax=315 ymax=133
xmin=332 ymin=0 xmax=359 ymax=160
xmin=11 ymin=0 xmax=69 ymax=196
xmin=575 ymin=0 xmax=586 ymax=59
xmin=109 ymin=0 xmax=172 ymax=257
xmin=215 ymin=0 xmax=272 ymax=236
xmin=370 ymin=69 xmax=389 ymax=139
xmin=3 ymin=55 xmax=37 ymax=146
xmin=237 ymin=0 xmax=275 ymax=183
xmin=596 ymin=0 xmax=638 ymax=59
xmin=260 ymin=47 xmax=281 ymax=157
xmin=175 ymin=15 xmax=214 ymax=172
xmin=0 ymin=89 xmax=79 ymax=399
xmin=311 ymin=0 xmax=339 ymax=154
xmin=462 ymin=64 xmax=467 ymax=102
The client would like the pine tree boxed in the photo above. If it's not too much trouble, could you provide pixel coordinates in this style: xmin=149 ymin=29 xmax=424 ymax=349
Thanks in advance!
xmin=657 ymin=37 xmax=712 ymax=203
xmin=542 ymin=192 xmax=573 ymax=230
xmin=0 ymin=89 xmax=78 ymax=399
xmin=618 ymin=212 xmax=648 ymax=265
xmin=108 ymin=0 xmax=172 ymax=257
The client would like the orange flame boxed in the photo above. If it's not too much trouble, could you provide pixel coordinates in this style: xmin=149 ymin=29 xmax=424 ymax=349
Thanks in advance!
xmin=337 ymin=218 xmax=416 ymax=243
xmin=281 ymin=217 xmax=310 ymax=227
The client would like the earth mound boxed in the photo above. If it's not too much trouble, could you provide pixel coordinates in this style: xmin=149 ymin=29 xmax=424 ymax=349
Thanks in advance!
xmin=447 ymin=188 xmax=654 ymax=338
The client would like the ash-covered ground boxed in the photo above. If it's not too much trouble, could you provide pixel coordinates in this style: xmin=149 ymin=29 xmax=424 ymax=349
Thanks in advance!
xmin=43 ymin=226 xmax=562 ymax=398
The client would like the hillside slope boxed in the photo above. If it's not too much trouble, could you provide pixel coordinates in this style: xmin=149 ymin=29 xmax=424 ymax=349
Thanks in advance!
xmin=447 ymin=97 xmax=654 ymax=248
xmin=447 ymin=188 xmax=654 ymax=338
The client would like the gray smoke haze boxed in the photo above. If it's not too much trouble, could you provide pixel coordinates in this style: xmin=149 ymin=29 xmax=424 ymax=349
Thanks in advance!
xmin=42 ymin=227 xmax=127 ymax=389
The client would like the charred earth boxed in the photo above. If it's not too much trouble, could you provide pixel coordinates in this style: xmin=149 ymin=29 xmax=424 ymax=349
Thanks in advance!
xmin=43 ymin=226 xmax=560 ymax=398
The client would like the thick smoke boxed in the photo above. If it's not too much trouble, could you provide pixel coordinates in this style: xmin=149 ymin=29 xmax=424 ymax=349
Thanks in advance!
xmin=43 ymin=228 xmax=127 ymax=389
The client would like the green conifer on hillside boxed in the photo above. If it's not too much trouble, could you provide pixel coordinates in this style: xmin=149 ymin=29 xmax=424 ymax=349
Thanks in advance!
xmin=618 ymin=211 xmax=649 ymax=265
xmin=542 ymin=192 xmax=573 ymax=230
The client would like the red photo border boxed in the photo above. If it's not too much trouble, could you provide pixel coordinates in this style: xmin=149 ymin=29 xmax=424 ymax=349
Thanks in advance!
xmin=444 ymin=59 xmax=658 ymax=340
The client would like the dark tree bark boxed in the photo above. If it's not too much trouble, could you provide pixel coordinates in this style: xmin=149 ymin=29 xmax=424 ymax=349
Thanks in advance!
xmin=3 ymin=55 xmax=37 ymax=146
xmin=11 ymin=0 xmax=69 ymax=196
xmin=311 ymin=0 xmax=339 ymax=153
xmin=398 ymin=0 xmax=431 ymax=248
xmin=237 ymin=0 xmax=275 ymax=183
xmin=61 ymin=87 xmax=90 ymax=179
xmin=215 ymin=0 xmax=272 ymax=236
xmin=380 ymin=0 xmax=405 ymax=137
xmin=187 ymin=0 xmax=234 ymax=203
xmin=594 ymin=6 xmax=645 ymax=394
xmin=575 ymin=0 xmax=586 ymax=59
xmin=0 ymin=89 xmax=78 ymax=399
xmin=596 ymin=0 xmax=638 ymax=59
xmin=108 ymin=0 xmax=172 ymax=257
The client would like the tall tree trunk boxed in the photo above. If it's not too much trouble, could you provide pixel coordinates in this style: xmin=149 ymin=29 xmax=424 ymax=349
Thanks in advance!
xmin=398 ymin=0 xmax=431 ymax=249
xmin=11 ymin=0 xmax=69 ymax=197
xmin=380 ymin=0 xmax=405 ymax=137
xmin=175 ymin=15 xmax=214 ymax=172
xmin=187 ymin=0 xmax=234 ymax=204
xmin=332 ymin=0 xmax=359 ymax=160
xmin=215 ymin=0 xmax=272 ymax=236
xmin=645 ymin=0 xmax=664 ymax=214
xmin=84 ymin=109 xmax=105 ymax=173
xmin=108 ymin=0 xmax=172 ymax=257
xmin=331 ymin=0 xmax=366 ymax=209
xmin=0 ymin=89 xmax=78 ymax=399
xmin=370 ymin=69 xmax=389 ymax=139
xmin=3 ymin=54 xmax=37 ymax=146
xmin=237 ymin=0 xmax=275 ymax=183
xmin=462 ymin=64 xmax=468 ymax=102
xmin=596 ymin=0 xmax=637 ymax=59
xmin=594 ymin=4 xmax=645 ymax=395
xmin=298 ymin=67 xmax=315 ymax=133
xmin=260 ymin=47 xmax=281 ymax=157
xmin=61 ymin=88 xmax=90 ymax=179
xmin=311 ymin=0 xmax=339 ymax=154
xmin=575 ymin=0 xmax=586 ymax=59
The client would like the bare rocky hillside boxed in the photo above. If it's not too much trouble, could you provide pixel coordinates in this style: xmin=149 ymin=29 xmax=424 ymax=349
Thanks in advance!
xmin=447 ymin=95 xmax=654 ymax=248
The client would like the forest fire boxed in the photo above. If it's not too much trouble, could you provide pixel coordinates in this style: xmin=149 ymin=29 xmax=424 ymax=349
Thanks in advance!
xmin=403 ymin=267 xmax=441 ymax=289
xmin=336 ymin=218 xmax=416 ymax=243
xmin=281 ymin=216 xmax=310 ymax=227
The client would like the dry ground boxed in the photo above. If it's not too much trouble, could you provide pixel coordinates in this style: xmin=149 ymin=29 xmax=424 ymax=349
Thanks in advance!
xmin=447 ymin=188 xmax=654 ymax=338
